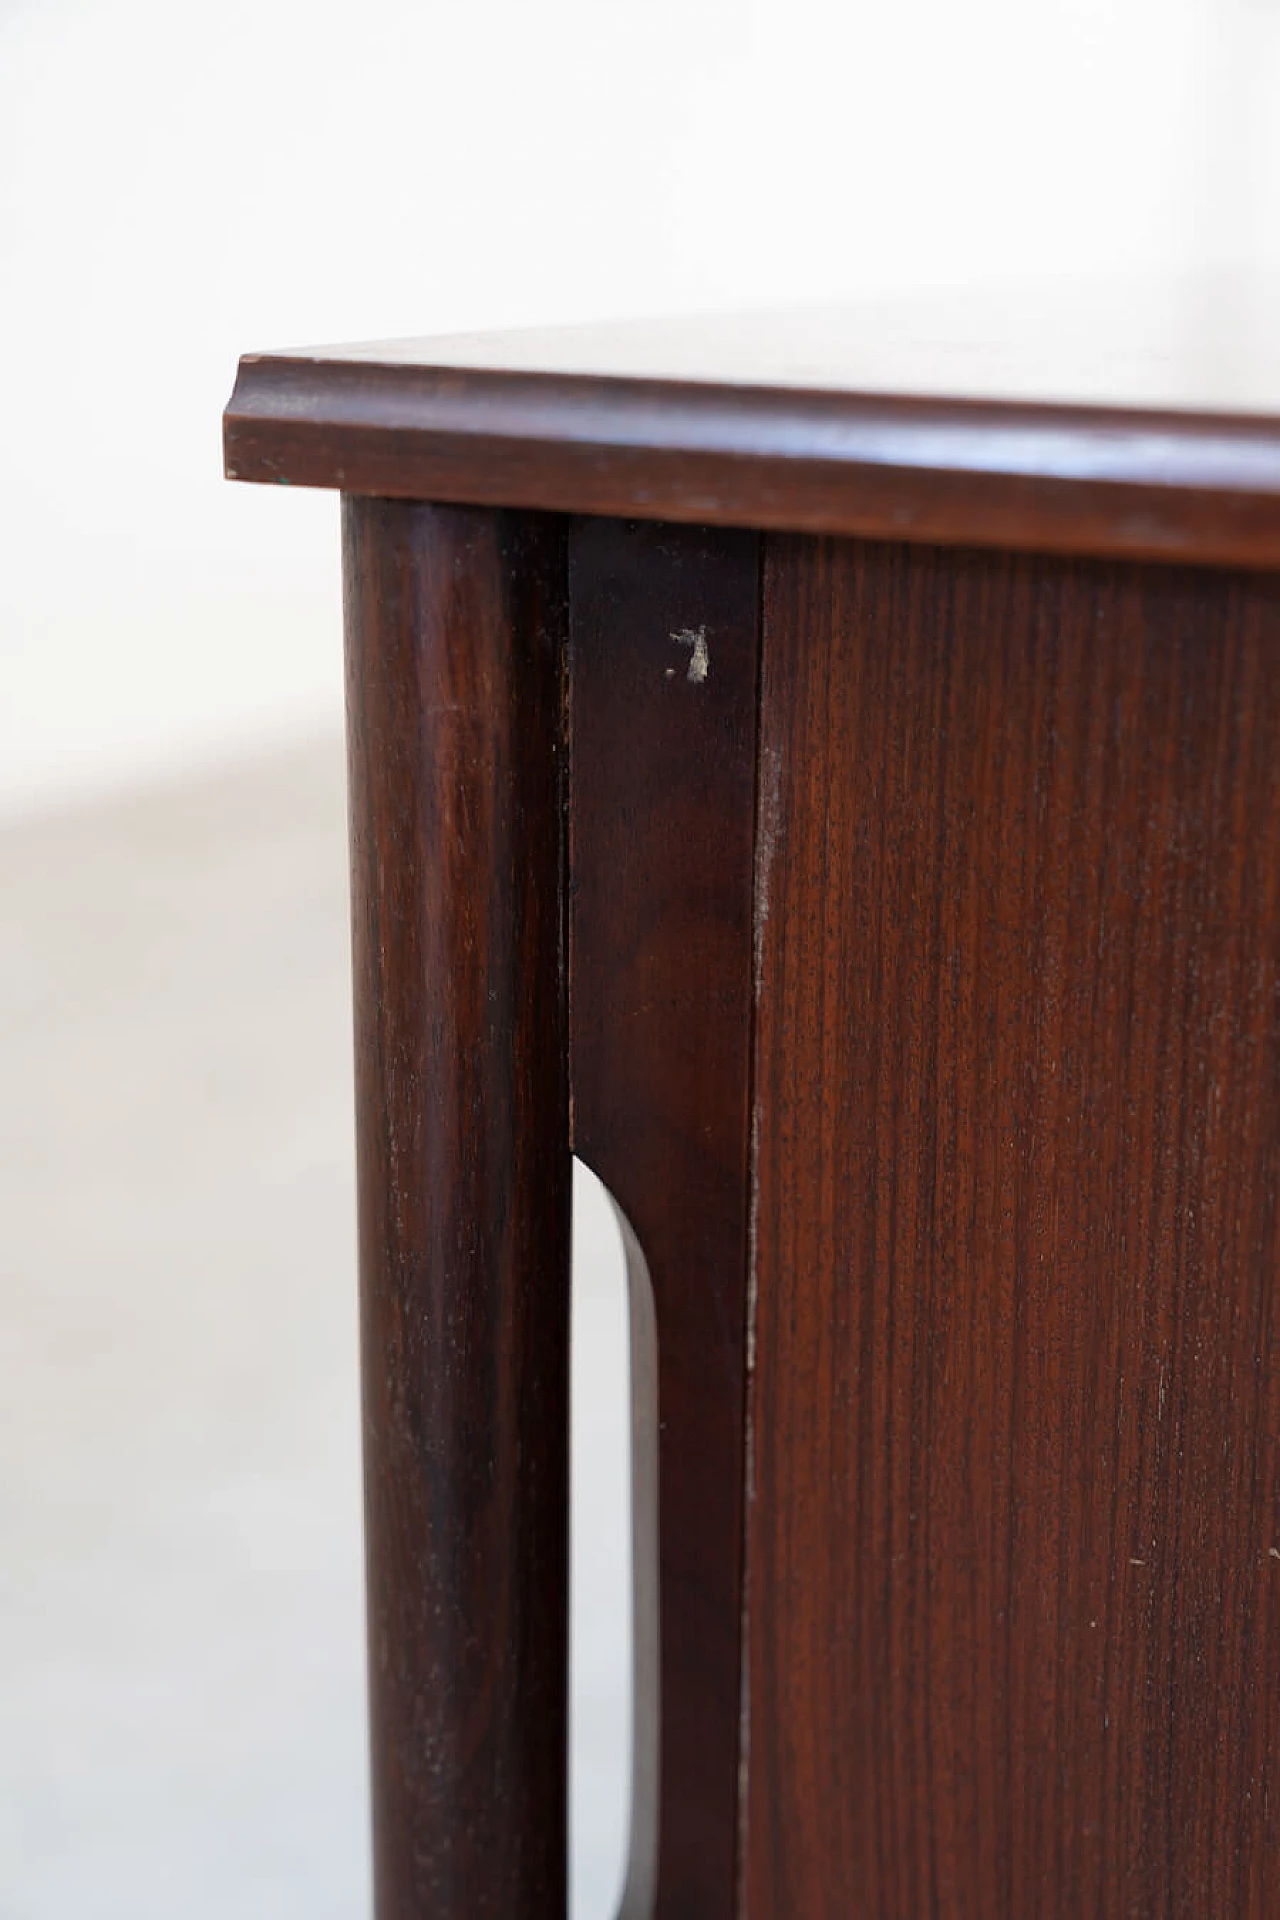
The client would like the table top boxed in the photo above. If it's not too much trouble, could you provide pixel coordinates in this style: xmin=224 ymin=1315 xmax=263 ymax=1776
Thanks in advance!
xmin=224 ymin=275 xmax=1280 ymax=567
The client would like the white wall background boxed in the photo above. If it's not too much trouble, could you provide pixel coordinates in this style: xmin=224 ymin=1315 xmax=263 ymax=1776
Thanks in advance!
xmin=0 ymin=7 xmax=1274 ymax=1912
xmin=2 ymin=6 xmax=1280 ymax=1918
xmin=2 ymin=0 xmax=1279 ymax=816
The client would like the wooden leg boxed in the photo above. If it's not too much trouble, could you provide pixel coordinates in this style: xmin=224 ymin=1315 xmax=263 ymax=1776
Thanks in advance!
xmin=342 ymin=499 xmax=570 ymax=1920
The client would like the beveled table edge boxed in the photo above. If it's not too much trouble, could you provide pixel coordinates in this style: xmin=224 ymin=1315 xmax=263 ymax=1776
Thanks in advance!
xmin=224 ymin=353 xmax=1280 ymax=568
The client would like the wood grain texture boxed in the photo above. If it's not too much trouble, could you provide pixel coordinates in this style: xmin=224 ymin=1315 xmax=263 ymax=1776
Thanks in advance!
xmin=745 ymin=534 xmax=1280 ymax=1918
xmin=568 ymin=519 xmax=761 ymax=1920
xmin=343 ymin=498 xmax=570 ymax=1920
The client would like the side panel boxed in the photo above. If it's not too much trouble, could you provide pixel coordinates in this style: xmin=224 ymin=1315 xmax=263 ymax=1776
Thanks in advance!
xmin=569 ymin=520 xmax=760 ymax=1920
xmin=746 ymin=536 xmax=1280 ymax=1917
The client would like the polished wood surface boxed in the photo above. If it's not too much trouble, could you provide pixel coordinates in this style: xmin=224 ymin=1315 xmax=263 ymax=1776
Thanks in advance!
xmin=230 ymin=278 xmax=1280 ymax=405
xmin=227 ymin=273 xmax=1280 ymax=1920
xmin=224 ymin=278 xmax=1280 ymax=567
xmin=568 ymin=520 xmax=760 ymax=1920
xmin=745 ymin=534 xmax=1280 ymax=1917
xmin=343 ymin=499 xmax=570 ymax=1920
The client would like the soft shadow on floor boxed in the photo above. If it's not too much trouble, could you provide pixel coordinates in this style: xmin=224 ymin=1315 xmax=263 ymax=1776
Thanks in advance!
xmin=0 ymin=738 xmax=630 ymax=1920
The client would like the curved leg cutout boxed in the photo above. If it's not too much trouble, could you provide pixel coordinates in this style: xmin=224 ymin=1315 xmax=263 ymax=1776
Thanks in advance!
xmin=571 ymin=1160 xmax=660 ymax=1920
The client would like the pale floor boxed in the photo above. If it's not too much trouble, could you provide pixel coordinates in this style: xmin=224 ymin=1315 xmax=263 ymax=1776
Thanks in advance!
xmin=0 ymin=739 xmax=631 ymax=1920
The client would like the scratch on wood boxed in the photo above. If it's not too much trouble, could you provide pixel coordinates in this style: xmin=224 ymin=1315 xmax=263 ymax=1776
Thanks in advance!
xmin=737 ymin=724 xmax=783 ymax=1920
xmin=752 ymin=740 xmax=783 ymax=994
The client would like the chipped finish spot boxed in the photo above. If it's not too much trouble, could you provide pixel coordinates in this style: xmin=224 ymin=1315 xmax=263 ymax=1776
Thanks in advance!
xmin=671 ymin=625 xmax=710 ymax=684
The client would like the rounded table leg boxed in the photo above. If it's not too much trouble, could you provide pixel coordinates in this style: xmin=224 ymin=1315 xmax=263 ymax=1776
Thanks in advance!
xmin=343 ymin=498 xmax=570 ymax=1920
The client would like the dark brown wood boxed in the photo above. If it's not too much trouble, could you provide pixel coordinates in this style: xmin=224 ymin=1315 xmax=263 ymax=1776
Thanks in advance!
xmin=224 ymin=280 xmax=1280 ymax=569
xmin=568 ymin=519 xmax=761 ymax=1920
xmin=343 ymin=497 xmax=570 ymax=1920
xmin=745 ymin=533 xmax=1280 ymax=1918
xmin=226 ymin=274 xmax=1280 ymax=1920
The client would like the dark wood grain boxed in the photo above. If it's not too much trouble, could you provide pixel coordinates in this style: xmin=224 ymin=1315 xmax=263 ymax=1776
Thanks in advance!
xmin=568 ymin=519 xmax=761 ymax=1920
xmin=744 ymin=533 xmax=1280 ymax=1918
xmin=224 ymin=280 xmax=1280 ymax=568
xmin=343 ymin=497 xmax=570 ymax=1920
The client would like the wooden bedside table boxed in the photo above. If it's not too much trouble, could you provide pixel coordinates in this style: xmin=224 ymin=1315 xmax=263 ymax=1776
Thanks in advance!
xmin=225 ymin=282 xmax=1280 ymax=1920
